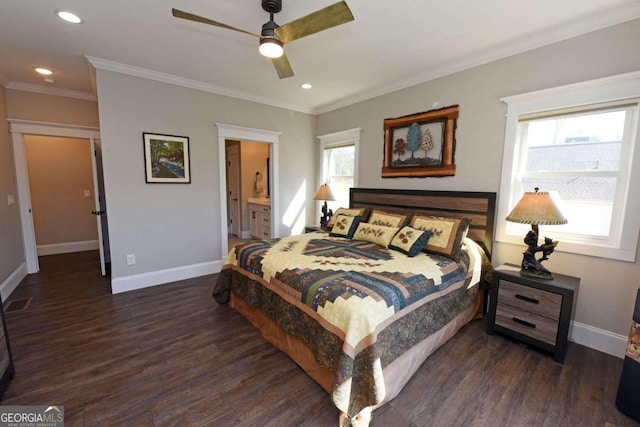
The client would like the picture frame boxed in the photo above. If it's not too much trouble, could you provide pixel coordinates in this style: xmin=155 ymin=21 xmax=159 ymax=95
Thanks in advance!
xmin=382 ymin=105 xmax=459 ymax=178
xmin=143 ymin=132 xmax=191 ymax=183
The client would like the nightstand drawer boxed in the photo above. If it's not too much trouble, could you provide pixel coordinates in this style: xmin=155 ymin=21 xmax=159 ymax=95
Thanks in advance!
xmin=498 ymin=280 xmax=562 ymax=320
xmin=495 ymin=303 xmax=559 ymax=345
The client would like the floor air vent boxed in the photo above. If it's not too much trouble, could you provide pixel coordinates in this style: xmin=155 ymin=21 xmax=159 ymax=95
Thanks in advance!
xmin=4 ymin=297 xmax=32 ymax=313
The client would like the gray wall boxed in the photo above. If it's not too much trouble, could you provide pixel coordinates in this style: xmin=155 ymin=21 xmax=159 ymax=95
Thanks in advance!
xmin=95 ymin=70 xmax=316 ymax=279
xmin=0 ymin=86 xmax=24 ymax=289
xmin=317 ymin=19 xmax=640 ymax=337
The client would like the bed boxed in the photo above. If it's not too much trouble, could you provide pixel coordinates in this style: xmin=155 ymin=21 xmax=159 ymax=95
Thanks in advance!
xmin=213 ymin=188 xmax=496 ymax=426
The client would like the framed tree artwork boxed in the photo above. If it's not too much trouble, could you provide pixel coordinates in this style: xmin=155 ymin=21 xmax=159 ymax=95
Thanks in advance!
xmin=143 ymin=132 xmax=191 ymax=183
xmin=381 ymin=105 xmax=459 ymax=178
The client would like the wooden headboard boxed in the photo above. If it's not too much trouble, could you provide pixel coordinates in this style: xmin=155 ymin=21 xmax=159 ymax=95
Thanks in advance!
xmin=350 ymin=188 xmax=497 ymax=258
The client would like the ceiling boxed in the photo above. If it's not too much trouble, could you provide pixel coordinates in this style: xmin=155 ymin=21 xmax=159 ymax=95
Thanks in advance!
xmin=1 ymin=0 xmax=639 ymax=114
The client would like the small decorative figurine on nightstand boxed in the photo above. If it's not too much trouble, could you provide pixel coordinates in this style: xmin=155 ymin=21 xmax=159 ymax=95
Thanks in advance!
xmin=506 ymin=188 xmax=567 ymax=280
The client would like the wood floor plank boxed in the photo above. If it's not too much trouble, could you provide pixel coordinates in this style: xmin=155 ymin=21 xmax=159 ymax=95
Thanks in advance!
xmin=2 ymin=251 xmax=638 ymax=427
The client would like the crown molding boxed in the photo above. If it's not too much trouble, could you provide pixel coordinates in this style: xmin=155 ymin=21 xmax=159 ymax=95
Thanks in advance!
xmin=86 ymin=56 xmax=313 ymax=115
xmin=5 ymin=81 xmax=97 ymax=102
xmin=313 ymin=2 xmax=640 ymax=115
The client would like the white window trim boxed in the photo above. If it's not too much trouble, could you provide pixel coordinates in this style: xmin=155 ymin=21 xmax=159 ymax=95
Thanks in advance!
xmin=497 ymin=71 xmax=640 ymax=262
xmin=317 ymin=127 xmax=360 ymax=189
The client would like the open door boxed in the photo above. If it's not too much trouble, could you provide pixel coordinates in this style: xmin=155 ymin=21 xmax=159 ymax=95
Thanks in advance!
xmin=89 ymin=137 xmax=107 ymax=276
xmin=226 ymin=145 xmax=241 ymax=236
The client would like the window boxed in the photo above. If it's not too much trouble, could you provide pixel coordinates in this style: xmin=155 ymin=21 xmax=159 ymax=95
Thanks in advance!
xmin=317 ymin=128 xmax=360 ymax=213
xmin=322 ymin=144 xmax=355 ymax=209
xmin=498 ymin=72 xmax=640 ymax=261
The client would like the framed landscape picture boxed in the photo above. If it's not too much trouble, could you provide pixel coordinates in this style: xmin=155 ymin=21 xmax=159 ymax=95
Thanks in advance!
xmin=143 ymin=132 xmax=191 ymax=183
xmin=381 ymin=105 xmax=459 ymax=178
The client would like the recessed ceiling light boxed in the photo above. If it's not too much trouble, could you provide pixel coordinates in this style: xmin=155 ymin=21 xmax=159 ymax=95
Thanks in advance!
xmin=56 ymin=11 xmax=82 ymax=24
xmin=43 ymin=78 xmax=55 ymax=84
xmin=301 ymin=83 xmax=312 ymax=89
xmin=34 ymin=67 xmax=54 ymax=76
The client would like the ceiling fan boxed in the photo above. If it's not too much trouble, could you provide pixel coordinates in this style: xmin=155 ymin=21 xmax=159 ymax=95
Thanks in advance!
xmin=172 ymin=0 xmax=354 ymax=79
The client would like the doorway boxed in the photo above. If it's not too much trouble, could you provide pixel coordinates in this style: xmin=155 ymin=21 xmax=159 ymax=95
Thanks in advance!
xmin=225 ymin=140 xmax=270 ymax=241
xmin=8 ymin=120 xmax=109 ymax=276
xmin=216 ymin=124 xmax=281 ymax=258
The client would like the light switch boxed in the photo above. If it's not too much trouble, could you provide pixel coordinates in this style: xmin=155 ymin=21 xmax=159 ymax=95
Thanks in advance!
xmin=83 ymin=190 xmax=91 ymax=198
xmin=7 ymin=194 xmax=15 ymax=206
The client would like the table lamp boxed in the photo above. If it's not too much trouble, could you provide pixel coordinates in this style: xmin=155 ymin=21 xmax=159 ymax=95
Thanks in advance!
xmin=506 ymin=187 xmax=567 ymax=279
xmin=313 ymin=184 xmax=336 ymax=228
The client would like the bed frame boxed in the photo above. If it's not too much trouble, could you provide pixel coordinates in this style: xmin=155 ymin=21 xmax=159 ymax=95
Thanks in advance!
xmin=349 ymin=188 xmax=496 ymax=259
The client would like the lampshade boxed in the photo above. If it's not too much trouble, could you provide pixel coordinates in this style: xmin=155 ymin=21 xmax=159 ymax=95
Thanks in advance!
xmin=259 ymin=38 xmax=283 ymax=58
xmin=313 ymin=184 xmax=336 ymax=202
xmin=506 ymin=188 xmax=567 ymax=225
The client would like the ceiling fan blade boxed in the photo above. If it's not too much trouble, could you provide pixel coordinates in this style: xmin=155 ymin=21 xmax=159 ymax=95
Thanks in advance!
xmin=172 ymin=8 xmax=260 ymax=38
xmin=275 ymin=1 xmax=354 ymax=44
xmin=272 ymin=53 xmax=294 ymax=79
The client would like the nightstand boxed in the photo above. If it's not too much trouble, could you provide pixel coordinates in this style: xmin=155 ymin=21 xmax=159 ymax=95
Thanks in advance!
xmin=486 ymin=264 xmax=580 ymax=363
xmin=304 ymin=225 xmax=324 ymax=233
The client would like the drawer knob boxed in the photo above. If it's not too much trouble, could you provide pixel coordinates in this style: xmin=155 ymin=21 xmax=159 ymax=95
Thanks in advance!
xmin=515 ymin=294 xmax=539 ymax=304
xmin=512 ymin=317 xmax=537 ymax=329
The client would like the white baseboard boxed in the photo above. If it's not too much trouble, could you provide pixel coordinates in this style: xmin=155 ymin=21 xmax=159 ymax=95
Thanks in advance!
xmin=37 ymin=240 xmax=99 ymax=256
xmin=111 ymin=259 xmax=224 ymax=294
xmin=571 ymin=320 xmax=628 ymax=359
xmin=0 ymin=262 xmax=27 ymax=302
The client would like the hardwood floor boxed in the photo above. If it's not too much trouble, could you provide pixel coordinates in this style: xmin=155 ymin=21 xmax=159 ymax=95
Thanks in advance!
xmin=2 ymin=251 xmax=638 ymax=427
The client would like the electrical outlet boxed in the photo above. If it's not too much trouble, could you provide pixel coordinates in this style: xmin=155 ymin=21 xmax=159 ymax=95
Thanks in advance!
xmin=126 ymin=254 xmax=136 ymax=265
xmin=7 ymin=194 xmax=15 ymax=206
xmin=83 ymin=190 xmax=91 ymax=198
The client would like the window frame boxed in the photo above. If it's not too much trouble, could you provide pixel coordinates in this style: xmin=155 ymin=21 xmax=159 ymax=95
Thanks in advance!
xmin=497 ymin=71 xmax=640 ymax=262
xmin=317 ymin=128 xmax=360 ymax=214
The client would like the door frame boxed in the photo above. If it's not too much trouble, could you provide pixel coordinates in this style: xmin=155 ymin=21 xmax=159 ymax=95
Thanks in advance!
xmin=8 ymin=119 xmax=102 ymax=274
xmin=216 ymin=123 xmax=280 ymax=258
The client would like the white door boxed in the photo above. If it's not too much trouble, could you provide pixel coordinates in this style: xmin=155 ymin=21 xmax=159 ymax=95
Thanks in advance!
xmin=226 ymin=146 xmax=241 ymax=236
xmin=89 ymin=137 xmax=107 ymax=275
xmin=94 ymin=139 xmax=110 ymax=266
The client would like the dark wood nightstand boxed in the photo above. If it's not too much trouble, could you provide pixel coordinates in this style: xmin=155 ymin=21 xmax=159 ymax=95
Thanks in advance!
xmin=304 ymin=225 xmax=324 ymax=233
xmin=486 ymin=264 xmax=580 ymax=363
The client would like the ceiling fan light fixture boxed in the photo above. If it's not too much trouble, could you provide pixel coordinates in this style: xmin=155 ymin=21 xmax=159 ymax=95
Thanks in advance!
xmin=259 ymin=37 xmax=284 ymax=58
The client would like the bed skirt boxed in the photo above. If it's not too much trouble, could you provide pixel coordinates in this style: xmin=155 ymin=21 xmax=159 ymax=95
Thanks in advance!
xmin=229 ymin=289 xmax=483 ymax=422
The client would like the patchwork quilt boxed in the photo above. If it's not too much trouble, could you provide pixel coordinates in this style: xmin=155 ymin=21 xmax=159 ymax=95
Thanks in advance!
xmin=213 ymin=232 xmax=483 ymax=416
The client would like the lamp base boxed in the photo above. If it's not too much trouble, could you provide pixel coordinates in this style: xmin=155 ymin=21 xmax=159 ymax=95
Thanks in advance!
xmin=519 ymin=227 xmax=559 ymax=280
xmin=319 ymin=201 xmax=333 ymax=229
xmin=519 ymin=262 xmax=554 ymax=280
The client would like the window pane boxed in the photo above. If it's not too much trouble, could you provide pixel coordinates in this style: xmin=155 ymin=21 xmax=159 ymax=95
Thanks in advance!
xmin=523 ymin=110 xmax=625 ymax=172
xmin=323 ymin=145 xmax=355 ymax=211
xmin=519 ymin=108 xmax=628 ymax=239
xmin=521 ymin=176 xmax=615 ymax=237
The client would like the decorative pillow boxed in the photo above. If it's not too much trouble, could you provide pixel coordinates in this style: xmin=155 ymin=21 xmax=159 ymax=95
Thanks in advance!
xmin=352 ymin=223 xmax=399 ymax=248
xmin=329 ymin=214 xmax=361 ymax=239
xmin=410 ymin=215 xmax=472 ymax=260
xmin=367 ymin=209 xmax=408 ymax=228
xmin=389 ymin=226 xmax=433 ymax=257
xmin=326 ymin=207 xmax=366 ymax=228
